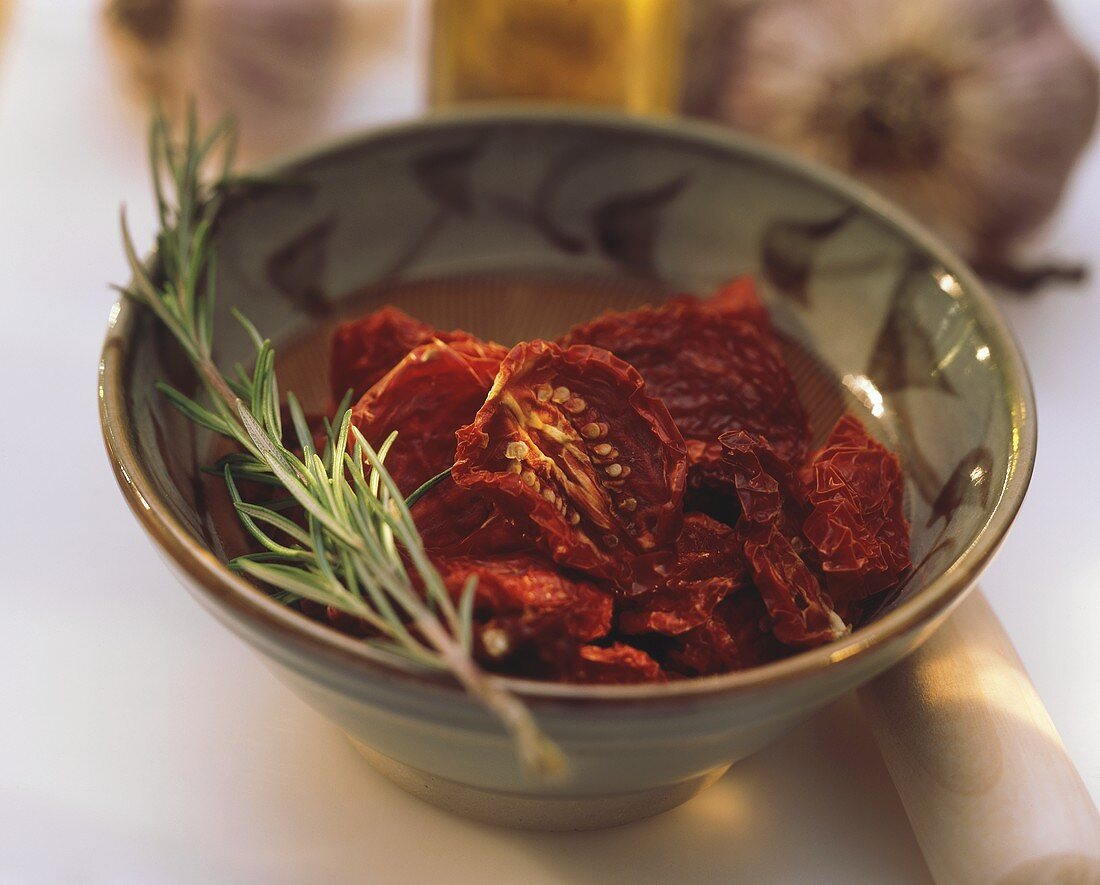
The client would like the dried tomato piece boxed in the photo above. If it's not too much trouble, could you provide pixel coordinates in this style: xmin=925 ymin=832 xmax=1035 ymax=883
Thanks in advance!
xmin=720 ymin=430 xmax=846 ymax=648
xmin=802 ymin=414 xmax=910 ymax=612
xmin=717 ymin=428 xmax=807 ymax=533
xmin=560 ymin=278 xmax=811 ymax=484
xmin=657 ymin=277 xmax=771 ymax=324
xmin=431 ymin=554 xmax=613 ymax=674
xmin=663 ymin=619 xmax=742 ymax=676
xmin=618 ymin=513 xmax=748 ymax=636
xmin=663 ymin=589 xmax=786 ymax=676
xmin=453 ymin=340 xmax=687 ymax=583
xmin=445 ymin=338 xmax=510 ymax=385
xmin=561 ymin=643 xmax=667 ymax=684
xmin=709 ymin=275 xmax=772 ymax=323
xmin=412 ymin=477 xmax=532 ymax=558
xmin=330 ymin=305 xmax=495 ymax=404
xmin=740 ymin=520 xmax=847 ymax=648
xmin=350 ymin=339 xmax=507 ymax=496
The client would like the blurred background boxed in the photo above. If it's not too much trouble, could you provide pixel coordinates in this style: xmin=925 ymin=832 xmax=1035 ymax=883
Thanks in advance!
xmin=0 ymin=1 xmax=1097 ymax=881
xmin=95 ymin=0 xmax=1098 ymax=287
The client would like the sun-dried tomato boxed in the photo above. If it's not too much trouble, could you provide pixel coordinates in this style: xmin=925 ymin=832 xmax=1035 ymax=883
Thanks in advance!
xmin=316 ymin=292 xmax=913 ymax=682
xmin=431 ymin=554 xmax=613 ymax=674
xmin=740 ymin=520 xmax=847 ymax=647
xmin=720 ymin=429 xmax=846 ymax=648
xmin=350 ymin=339 xmax=507 ymax=496
xmin=802 ymin=415 xmax=910 ymax=615
xmin=412 ymin=477 xmax=532 ymax=558
xmin=560 ymin=642 xmax=667 ymax=684
xmin=330 ymin=306 xmax=498 ymax=405
xmin=560 ymin=278 xmax=811 ymax=488
xmin=446 ymin=338 xmax=510 ymax=384
xmin=716 ymin=428 xmax=808 ymax=534
xmin=707 ymin=275 xmax=773 ymax=323
xmin=663 ymin=589 xmax=786 ymax=676
xmin=618 ymin=513 xmax=748 ymax=636
xmin=452 ymin=340 xmax=687 ymax=583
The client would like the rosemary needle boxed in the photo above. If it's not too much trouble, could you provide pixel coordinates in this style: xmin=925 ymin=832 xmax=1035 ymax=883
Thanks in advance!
xmin=118 ymin=108 xmax=565 ymax=781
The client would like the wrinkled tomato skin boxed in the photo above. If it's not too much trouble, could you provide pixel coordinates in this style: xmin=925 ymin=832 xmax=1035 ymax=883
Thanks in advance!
xmin=431 ymin=554 xmax=614 ymax=675
xmin=350 ymin=339 xmax=507 ymax=496
xmin=329 ymin=306 xmax=488 ymax=405
xmin=739 ymin=520 xmax=845 ymax=648
xmin=412 ymin=478 xmax=532 ymax=558
xmin=453 ymin=340 xmax=687 ymax=584
xmin=709 ymin=276 xmax=772 ymax=323
xmin=618 ymin=513 xmax=747 ymax=636
xmin=715 ymin=429 xmax=807 ymax=532
xmin=663 ymin=589 xmax=786 ymax=676
xmin=802 ymin=415 xmax=911 ymax=615
xmin=720 ymin=430 xmax=846 ymax=648
xmin=560 ymin=642 xmax=667 ymax=684
xmin=560 ymin=278 xmax=811 ymax=484
xmin=317 ymin=298 xmax=912 ymax=683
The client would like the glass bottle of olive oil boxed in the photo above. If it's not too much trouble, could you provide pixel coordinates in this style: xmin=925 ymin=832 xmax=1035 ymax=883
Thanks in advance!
xmin=428 ymin=0 xmax=683 ymax=114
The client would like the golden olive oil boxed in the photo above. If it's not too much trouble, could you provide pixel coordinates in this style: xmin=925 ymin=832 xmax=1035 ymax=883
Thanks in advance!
xmin=428 ymin=0 xmax=683 ymax=114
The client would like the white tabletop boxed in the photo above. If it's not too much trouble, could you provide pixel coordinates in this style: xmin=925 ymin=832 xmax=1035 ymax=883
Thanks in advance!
xmin=1 ymin=2 xmax=1097 ymax=882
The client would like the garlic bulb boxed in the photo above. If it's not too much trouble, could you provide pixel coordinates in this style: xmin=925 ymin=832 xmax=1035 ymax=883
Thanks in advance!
xmin=687 ymin=0 xmax=1099 ymax=278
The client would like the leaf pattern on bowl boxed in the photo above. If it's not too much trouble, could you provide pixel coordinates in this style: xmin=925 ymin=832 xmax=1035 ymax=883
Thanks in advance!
xmin=372 ymin=139 xmax=490 ymax=283
xmin=889 ymin=396 xmax=946 ymax=507
xmin=265 ymin=215 xmax=337 ymax=317
xmin=412 ymin=142 xmax=482 ymax=215
xmin=591 ymin=175 xmax=689 ymax=277
xmin=864 ymin=535 xmax=958 ymax=620
xmin=761 ymin=207 xmax=857 ymax=305
xmin=927 ymin=446 xmax=994 ymax=527
xmin=493 ymin=138 xmax=608 ymax=255
xmin=868 ymin=258 xmax=958 ymax=396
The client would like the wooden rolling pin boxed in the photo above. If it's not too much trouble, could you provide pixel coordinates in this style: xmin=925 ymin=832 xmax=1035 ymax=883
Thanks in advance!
xmin=860 ymin=591 xmax=1100 ymax=885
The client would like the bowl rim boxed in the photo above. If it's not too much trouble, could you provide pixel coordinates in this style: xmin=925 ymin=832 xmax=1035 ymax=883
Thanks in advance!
xmin=99 ymin=106 xmax=1037 ymax=704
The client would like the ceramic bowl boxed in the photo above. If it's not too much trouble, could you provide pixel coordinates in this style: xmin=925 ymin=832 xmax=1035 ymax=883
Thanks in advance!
xmin=100 ymin=109 xmax=1035 ymax=830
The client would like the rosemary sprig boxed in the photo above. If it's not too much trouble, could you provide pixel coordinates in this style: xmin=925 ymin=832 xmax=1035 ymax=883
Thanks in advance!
xmin=118 ymin=108 xmax=564 ymax=780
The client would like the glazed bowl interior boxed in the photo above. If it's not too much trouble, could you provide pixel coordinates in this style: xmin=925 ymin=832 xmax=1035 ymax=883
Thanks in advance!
xmin=102 ymin=109 xmax=1034 ymax=700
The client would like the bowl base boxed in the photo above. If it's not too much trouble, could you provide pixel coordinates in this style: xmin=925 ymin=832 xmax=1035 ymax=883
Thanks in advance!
xmin=350 ymin=739 xmax=730 ymax=831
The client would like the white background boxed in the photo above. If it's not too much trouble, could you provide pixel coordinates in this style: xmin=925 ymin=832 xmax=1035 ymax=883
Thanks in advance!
xmin=1 ymin=1 xmax=1097 ymax=882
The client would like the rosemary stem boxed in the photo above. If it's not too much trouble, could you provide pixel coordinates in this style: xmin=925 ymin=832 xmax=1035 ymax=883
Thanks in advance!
xmin=121 ymin=107 xmax=566 ymax=782
xmin=414 ymin=612 xmax=566 ymax=781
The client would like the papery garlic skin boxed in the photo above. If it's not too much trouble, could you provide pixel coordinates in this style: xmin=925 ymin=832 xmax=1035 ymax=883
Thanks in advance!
xmin=692 ymin=0 xmax=1099 ymax=260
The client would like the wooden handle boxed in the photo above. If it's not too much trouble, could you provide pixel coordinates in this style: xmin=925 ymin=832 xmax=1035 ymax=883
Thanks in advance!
xmin=859 ymin=590 xmax=1100 ymax=885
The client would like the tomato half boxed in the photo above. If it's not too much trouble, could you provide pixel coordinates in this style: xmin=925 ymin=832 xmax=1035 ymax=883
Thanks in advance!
xmin=663 ymin=589 xmax=787 ymax=676
xmin=802 ymin=415 xmax=910 ymax=615
xmin=330 ymin=306 xmax=496 ymax=405
xmin=453 ymin=340 xmax=687 ymax=583
xmin=351 ymin=339 xmax=506 ymax=496
xmin=560 ymin=278 xmax=811 ymax=487
xmin=721 ymin=429 xmax=847 ymax=648
xmin=413 ymin=477 xmax=532 ymax=558
xmin=432 ymin=554 xmax=614 ymax=676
